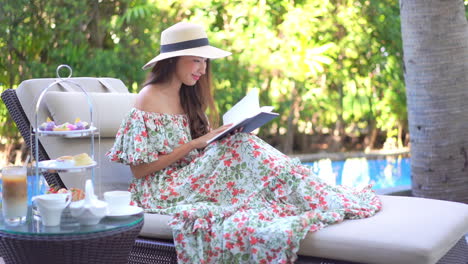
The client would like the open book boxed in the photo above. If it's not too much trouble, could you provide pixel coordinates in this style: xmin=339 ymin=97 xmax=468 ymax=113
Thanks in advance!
xmin=207 ymin=89 xmax=279 ymax=144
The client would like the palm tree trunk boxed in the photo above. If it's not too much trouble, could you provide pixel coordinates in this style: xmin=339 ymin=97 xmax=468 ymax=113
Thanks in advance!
xmin=400 ymin=0 xmax=468 ymax=202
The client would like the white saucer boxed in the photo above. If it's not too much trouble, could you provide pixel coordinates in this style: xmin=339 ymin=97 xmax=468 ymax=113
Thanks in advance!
xmin=106 ymin=206 xmax=143 ymax=220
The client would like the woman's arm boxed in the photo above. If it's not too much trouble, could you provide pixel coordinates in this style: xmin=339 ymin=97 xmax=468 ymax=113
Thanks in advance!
xmin=130 ymin=141 xmax=196 ymax=179
xmin=130 ymin=124 xmax=232 ymax=179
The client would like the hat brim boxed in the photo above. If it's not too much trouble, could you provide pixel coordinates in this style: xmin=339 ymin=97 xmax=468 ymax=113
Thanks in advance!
xmin=142 ymin=45 xmax=231 ymax=70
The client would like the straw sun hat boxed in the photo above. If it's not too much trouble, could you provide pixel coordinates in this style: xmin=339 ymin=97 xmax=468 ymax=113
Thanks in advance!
xmin=142 ymin=22 xmax=232 ymax=70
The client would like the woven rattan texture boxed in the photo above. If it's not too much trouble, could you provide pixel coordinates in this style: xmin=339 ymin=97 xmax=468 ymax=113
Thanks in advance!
xmin=128 ymin=237 xmax=177 ymax=263
xmin=437 ymin=236 xmax=468 ymax=264
xmin=0 ymin=219 xmax=143 ymax=264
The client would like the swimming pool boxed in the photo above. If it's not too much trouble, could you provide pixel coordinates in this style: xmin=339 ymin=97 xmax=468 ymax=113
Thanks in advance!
xmin=13 ymin=157 xmax=410 ymax=199
xmin=303 ymin=156 xmax=411 ymax=190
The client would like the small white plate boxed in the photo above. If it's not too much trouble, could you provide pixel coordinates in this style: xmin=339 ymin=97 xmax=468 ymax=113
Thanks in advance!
xmin=106 ymin=206 xmax=143 ymax=220
xmin=38 ymin=160 xmax=97 ymax=171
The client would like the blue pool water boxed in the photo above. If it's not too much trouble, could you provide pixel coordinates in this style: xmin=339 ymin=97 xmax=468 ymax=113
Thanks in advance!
xmin=304 ymin=156 xmax=411 ymax=190
xmin=2 ymin=157 xmax=410 ymax=202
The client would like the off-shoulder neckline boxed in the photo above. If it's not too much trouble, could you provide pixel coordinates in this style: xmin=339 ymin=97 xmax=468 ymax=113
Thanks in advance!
xmin=132 ymin=107 xmax=187 ymax=117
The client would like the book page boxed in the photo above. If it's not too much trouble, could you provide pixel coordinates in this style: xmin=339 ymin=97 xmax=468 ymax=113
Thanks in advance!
xmin=222 ymin=89 xmax=260 ymax=125
xmin=260 ymin=106 xmax=274 ymax=112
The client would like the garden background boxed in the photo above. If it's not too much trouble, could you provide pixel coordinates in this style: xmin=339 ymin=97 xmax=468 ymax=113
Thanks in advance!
xmin=1 ymin=0 xmax=466 ymax=167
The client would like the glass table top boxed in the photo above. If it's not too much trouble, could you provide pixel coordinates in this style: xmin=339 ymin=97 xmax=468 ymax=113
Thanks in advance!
xmin=0 ymin=206 xmax=143 ymax=236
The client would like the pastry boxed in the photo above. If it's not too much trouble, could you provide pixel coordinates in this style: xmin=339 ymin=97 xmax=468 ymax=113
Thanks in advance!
xmin=70 ymin=188 xmax=85 ymax=201
xmin=39 ymin=117 xmax=55 ymax=131
xmin=67 ymin=123 xmax=77 ymax=130
xmin=53 ymin=123 xmax=71 ymax=131
xmin=57 ymin=155 xmax=73 ymax=161
xmin=62 ymin=188 xmax=85 ymax=201
xmin=42 ymin=118 xmax=90 ymax=132
xmin=56 ymin=155 xmax=74 ymax=167
xmin=74 ymin=118 xmax=90 ymax=130
xmin=73 ymin=153 xmax=94 ymax=166
xmin=52 ymin=187 xmax=85 ymax=201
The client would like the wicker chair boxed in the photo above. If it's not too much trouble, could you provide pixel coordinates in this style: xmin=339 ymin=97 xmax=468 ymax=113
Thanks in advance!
xmin=3 ymin=83 xmax=468 ymax=264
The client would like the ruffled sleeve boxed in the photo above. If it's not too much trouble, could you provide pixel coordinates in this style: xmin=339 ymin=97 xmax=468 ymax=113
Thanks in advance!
xmin=106 ymin=108 xmax=176 ymax=165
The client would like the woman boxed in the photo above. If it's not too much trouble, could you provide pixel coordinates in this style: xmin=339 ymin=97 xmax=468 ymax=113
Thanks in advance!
xmin=107 ymin=22 xmax=381 ymax=263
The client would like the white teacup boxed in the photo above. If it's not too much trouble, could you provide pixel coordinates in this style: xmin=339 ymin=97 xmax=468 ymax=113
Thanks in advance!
xmin=33 ymin=193 xmax=71 ymax=226
xmin=104 ymin=191 xmax=131 ymax=213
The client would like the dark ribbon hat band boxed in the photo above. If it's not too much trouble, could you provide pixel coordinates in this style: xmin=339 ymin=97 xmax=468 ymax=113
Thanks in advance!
xmin=160 ymin=38 xmax=209 ymax=53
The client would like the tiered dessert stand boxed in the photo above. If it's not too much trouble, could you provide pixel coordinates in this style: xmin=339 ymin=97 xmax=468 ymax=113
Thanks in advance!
xmin=31 ymin=64 xmax=98 ymax=203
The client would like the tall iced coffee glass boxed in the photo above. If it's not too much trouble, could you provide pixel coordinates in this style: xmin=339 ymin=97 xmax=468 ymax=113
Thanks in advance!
xmin=2 ymin=166 xmax=27 ymax=225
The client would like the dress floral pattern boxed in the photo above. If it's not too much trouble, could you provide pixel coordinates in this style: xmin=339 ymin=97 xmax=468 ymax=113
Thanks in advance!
xmin=107 ymin=108 xmax=382 ymax=263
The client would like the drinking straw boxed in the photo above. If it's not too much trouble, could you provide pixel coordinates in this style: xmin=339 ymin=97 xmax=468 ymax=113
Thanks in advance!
xmin=23 ymin=155 xmax=30 ymax=169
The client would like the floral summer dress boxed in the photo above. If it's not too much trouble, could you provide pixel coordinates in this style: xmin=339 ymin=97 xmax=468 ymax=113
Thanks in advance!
xmin=107 ymin=108 xmax=382 ymax=263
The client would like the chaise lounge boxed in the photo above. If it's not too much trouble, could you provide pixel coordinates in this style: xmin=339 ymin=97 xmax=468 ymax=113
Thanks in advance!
xmin=2 ymin=77 xmax=468 ymax=264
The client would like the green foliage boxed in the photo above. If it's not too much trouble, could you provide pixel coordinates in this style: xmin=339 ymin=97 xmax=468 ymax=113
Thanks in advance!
xmin=1 ymin=0 xmax=411 ymax=151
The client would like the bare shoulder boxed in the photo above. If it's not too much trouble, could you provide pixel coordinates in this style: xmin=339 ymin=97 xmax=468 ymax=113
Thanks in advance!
xmin=135 ymin=85 xmax=164 ymax=113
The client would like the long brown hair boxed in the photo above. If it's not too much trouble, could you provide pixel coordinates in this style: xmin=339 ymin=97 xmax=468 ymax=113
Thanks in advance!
xmin=143 ymin=57 xmax=218 ymax=139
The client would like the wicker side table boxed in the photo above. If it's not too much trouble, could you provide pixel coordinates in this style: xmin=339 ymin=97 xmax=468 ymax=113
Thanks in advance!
xmin=0 ymin=209 xmax=143 ymax=264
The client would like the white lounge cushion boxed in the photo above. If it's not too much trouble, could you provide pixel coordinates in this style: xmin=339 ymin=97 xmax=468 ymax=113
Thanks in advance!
xmin=45 ymin=91 xmax=137 ymax=138
xmin=140 ymin=195 xmax=468 ymax=264
xmin=140 ymin=213 xmax=173 ymax=240
xmin=16 ymin=77 xmax=129 ymax=130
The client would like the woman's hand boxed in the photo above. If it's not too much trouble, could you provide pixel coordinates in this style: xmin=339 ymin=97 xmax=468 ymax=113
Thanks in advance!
xmin=191 ymin=124 xmax=233 ymax=149
xmin=229 ymin=127 xmax=244 ymax=135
